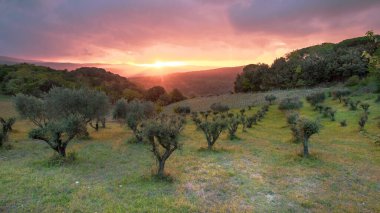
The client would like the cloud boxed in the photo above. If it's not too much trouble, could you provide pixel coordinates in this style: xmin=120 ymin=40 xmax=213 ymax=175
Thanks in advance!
xmin=0 ymin=0 xmax=379 ymax=68
xmin=228 ymin=0 xmax=380 ymax=36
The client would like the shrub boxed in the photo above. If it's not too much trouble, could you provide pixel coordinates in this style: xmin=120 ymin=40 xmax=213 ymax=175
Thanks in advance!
xmin=345 ymin=75 xmax=360 ymax=86
xmin=210 ymin=102 xmax=229 ymax=113
xmin=265 ymin=94 xmax=277 ymax=105
xmin=278 ymin=97 xmax=303 ymax=110
xmin=173 ymin=106 xmax=191 ymax=115
xmin=143 ymin=114 xmax=184 ymax=177
xmin=340 ymin=120 xmax=347 ymax=127
xmin=306 ymin=92 xmax=326 ymax=107
xmin=297 ymin=118 xmax=320 ymax=157
xmin=197 ymin=116 xmax=227 ymax=150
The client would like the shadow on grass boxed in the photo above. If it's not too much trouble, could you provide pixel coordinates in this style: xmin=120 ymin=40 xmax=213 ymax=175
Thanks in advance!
xmin=31 ymin=152 xmax=79 ymax=168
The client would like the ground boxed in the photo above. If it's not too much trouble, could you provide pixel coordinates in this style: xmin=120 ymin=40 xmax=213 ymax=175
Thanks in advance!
xmin=0 ymin=91 xmax=379 ymax=212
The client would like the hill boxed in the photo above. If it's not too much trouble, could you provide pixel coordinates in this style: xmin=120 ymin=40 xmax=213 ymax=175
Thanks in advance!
xmin=0 ymin=63 xmax=142 ymax=102
xmin=130 ymin=66 xmax=243 ymax=97
xmin=1 ymin=87 xmax=379 ymax=212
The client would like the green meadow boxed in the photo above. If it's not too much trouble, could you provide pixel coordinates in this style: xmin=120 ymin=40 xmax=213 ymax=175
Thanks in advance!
xmin=1 ymin=90 xmax=379 ymax=212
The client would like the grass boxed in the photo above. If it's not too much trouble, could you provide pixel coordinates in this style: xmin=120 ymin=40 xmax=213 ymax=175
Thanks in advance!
xmin=1 ymin=90 xmax=380 ymax=212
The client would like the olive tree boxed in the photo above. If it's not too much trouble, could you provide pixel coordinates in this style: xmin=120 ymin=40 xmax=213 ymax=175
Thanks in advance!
xmin=197 ymin=116 xmax=227 ymax=150
xmin=29 ymin=115 xmax=86 ymax=157
xmin=265 ymin=94 xmax=277 ymax=105
xmin=358 ymin=113 xmax=368 ymax=131
xmin=113 ymin=99 xmax=155 ymax=142
xmin=360 ymin=103 xmax=370 ymax=113
xmin=143 ymin=114 xmax=184 ymax=177
xmin=286 ymin=112 xmax=301 ymax=143
xmin=297 ymin=118 xmax=320 ymax=157
xmin=14 ymin=88 xmax=105 ymax=157
xmin=44 ymin=87 xmax=110 ymax=132
xmin=306 ymin=92 xmax=326 ymax=109
xmin=0 ymin=117 xmax=16 ymax=147
xmin=226 ymin=113 xmax=241 ymax=140
xmin=210 ymin=102 xmax=229 ymax=113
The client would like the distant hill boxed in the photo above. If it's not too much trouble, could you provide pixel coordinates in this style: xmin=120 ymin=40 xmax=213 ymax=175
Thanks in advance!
xmin=130 ymin=66 xmax=244 ymax=97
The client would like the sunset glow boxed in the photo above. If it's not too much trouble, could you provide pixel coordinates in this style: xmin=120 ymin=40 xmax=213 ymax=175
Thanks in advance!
xmin=132 ymin=61 xmax=187 ymax=68
xmin=0 ymin=0 xmax=379 ymax=76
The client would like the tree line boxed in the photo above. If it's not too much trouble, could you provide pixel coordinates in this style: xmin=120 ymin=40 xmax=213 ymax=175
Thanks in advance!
xmin=0 ymin=64 xmax=186 ymax=105
xmin=235 ymin=33 xmax=380 ymax=93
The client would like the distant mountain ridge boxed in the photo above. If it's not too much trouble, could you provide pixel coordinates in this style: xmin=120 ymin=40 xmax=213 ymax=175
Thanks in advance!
xmin=129 ymin=66 xmax=244 ymax=97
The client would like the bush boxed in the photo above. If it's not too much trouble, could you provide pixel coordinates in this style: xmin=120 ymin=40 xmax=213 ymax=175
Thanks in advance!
xmin=306 ymin=92 xmax=325 ymax=107
xmin=345 ymin=75 xmax=360 ymax=86
xmin=143 ymin=114 xmax=184 ymax=177
xmin=210 ymin=102 xmax=229 ymax=113
xmin=278 ymin=97 xmax=303 ymax=110
xmin=265 ymin=95 xmax=277 ymax=105
xmin=173 ymin=106 xmax=191 ymax=115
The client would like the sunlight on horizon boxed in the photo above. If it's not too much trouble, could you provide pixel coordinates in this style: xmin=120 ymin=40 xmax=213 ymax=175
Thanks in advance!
xmin=130 ymin=61 xmax=187 ymax=68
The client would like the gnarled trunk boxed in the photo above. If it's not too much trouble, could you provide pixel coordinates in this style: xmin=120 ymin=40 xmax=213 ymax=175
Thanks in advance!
xmin=303 ymin=138 xmax=309 ymax=157
xmin=57 ymin=145 xmax=66 ymax=157
xmin=157 ymin=160 xmax=166 ymax=177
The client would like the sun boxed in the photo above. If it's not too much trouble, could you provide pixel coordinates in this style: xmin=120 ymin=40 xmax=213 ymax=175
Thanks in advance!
xmin=132 ymin=61 xmax=187 ymax=68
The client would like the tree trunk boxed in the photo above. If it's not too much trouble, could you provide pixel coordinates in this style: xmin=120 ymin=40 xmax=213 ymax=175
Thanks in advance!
xmin=157 ymin=160 xmax=166 ymax=177
xmin=303 ymin=138 xmax=309 ymax=157
xmin=101 ymin=118 xmax=106 ymax=128
xmin=57 ymin=146 xmax=66 ymax=157
xmin=207 ymin=140 xmax=213 ymax=150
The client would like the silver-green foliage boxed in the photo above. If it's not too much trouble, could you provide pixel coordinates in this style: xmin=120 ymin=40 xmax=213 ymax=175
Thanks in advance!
xmin=143 ymin=114 xmax=185 ymax=176
xmin=14 ymin=87 xmax=109 ymax=157
xmin=112 ymin=99 xmax=155 ymax=142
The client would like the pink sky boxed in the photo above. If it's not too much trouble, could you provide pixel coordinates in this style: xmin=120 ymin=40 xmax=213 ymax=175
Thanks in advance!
xmin=0 ymin=0 xmax=379 ymax=76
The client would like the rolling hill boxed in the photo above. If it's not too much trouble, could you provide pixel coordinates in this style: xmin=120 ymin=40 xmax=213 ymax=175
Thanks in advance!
xmin=130 ymin=66 xmax=244 ymax=97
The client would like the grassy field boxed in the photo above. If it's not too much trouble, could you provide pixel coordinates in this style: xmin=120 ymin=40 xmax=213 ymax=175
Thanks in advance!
xmin=1 ymin=90 xmax=380 ymax=212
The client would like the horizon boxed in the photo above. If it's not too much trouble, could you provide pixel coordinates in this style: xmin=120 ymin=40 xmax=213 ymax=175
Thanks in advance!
xmin=1 ymin=0 xmax=380 ymax=76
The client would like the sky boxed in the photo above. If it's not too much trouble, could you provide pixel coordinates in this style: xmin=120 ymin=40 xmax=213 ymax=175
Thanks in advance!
xmin=0 ymin=0 xmax=380 ymax=76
